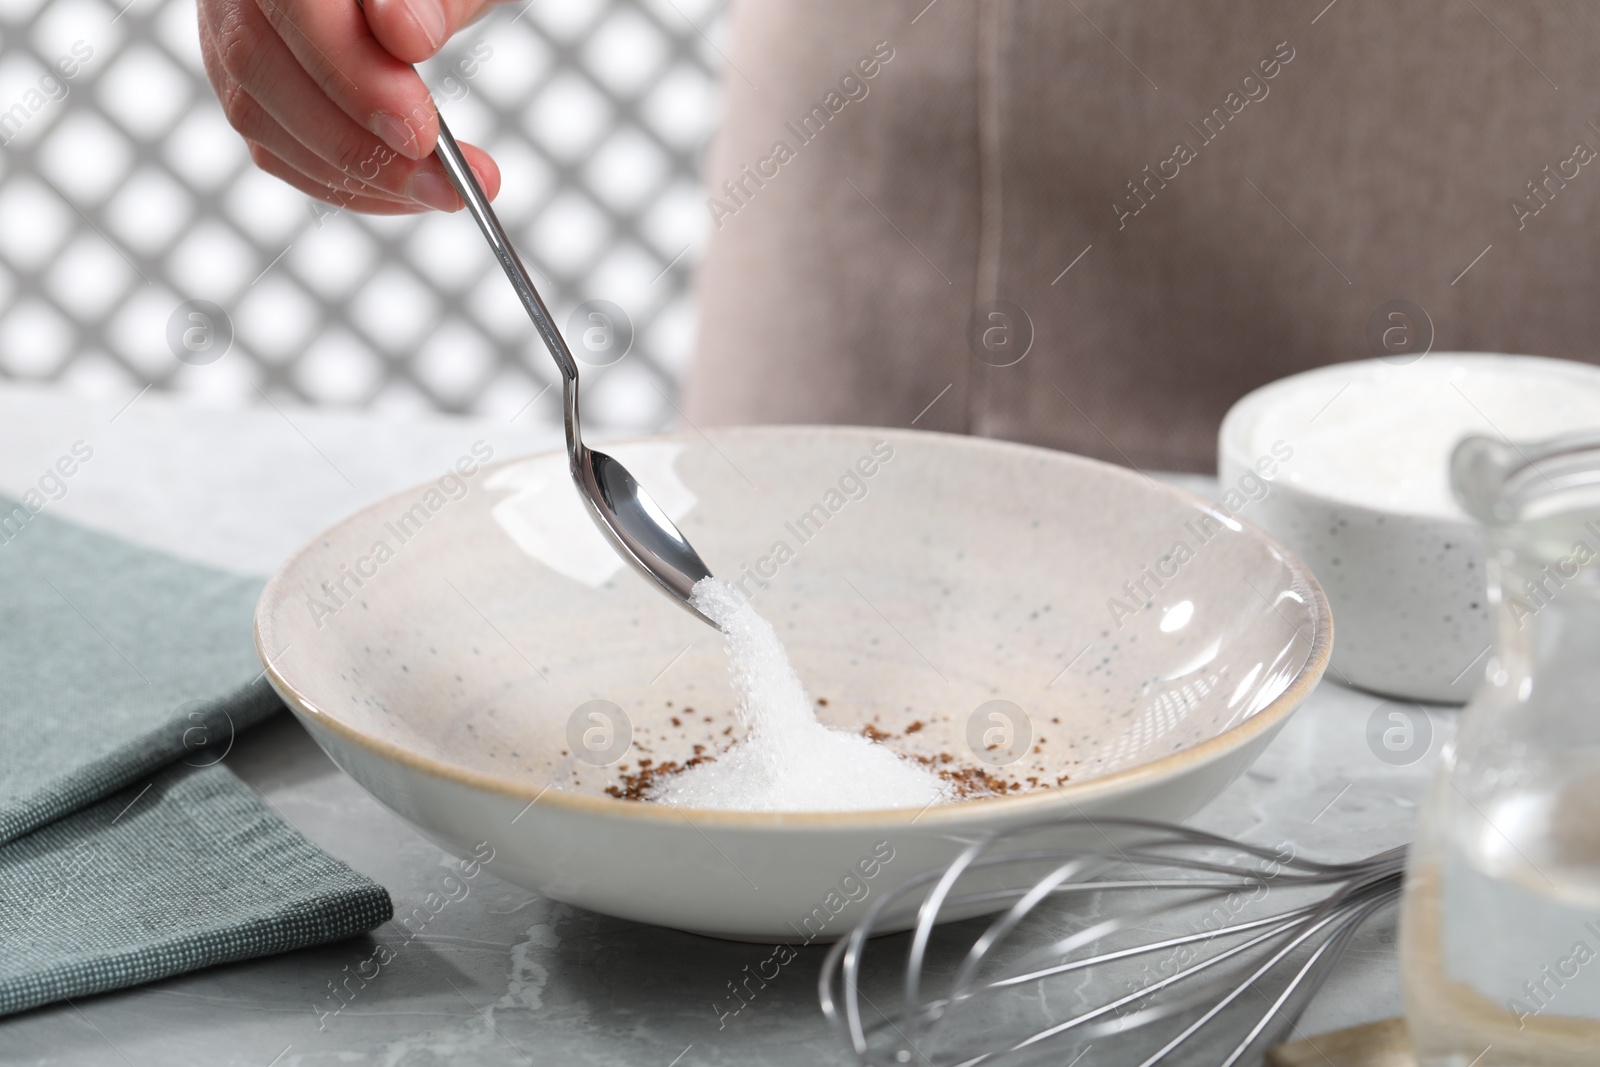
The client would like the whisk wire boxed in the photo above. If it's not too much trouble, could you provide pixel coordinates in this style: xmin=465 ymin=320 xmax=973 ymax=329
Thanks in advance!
xmin=1137 ymin=878 xmax=1400 ymax=1067
xmin=819 ymin=817 xmax=1406 ymax=1067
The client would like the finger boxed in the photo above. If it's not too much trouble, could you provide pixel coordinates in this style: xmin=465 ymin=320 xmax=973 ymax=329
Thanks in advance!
xmin=363 ymin=0 xmax=502 ymax=65
xmin=253 ymin=0 xmax=439 ymax=160
xmin=208 ymin=0 xmax=500 ymax=208
xmin=223 ymin=65 xmax=503 ymax=213
xmin=433 ymin=141 xmax=501 ymax=209
xmin=249 ymin=142 xmax=426 ymax=214
xmin=199 ymin=15 xmax=416 ymax=205
xmin=248 ymin=116 xmax=417 ymax=206
xmin=228 ymin=74 xmax=501 ymax=211
xmin=210 ymin=0 xmax=424 ymax=196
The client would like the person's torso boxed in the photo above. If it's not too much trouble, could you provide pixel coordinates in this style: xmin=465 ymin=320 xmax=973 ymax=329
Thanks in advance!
xmin=686 ymin=0 xmax=1600 ymax=472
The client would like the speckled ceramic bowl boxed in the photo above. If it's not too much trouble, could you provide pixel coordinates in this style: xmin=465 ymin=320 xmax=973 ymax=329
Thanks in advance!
xmin=256 ymin=426 xmax=1330 ymax=939
xmin=1220 ymin=354 xmax=1600 ymax=703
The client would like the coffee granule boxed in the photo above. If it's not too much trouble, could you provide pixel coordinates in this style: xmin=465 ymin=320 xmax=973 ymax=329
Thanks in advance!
xmin=605 ymin=753 xmax=716 ymax=801
xmin=603 ymin=702 xmax=1070 ymax=804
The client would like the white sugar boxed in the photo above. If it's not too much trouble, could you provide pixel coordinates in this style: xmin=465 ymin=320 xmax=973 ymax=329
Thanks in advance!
xmin=655 ymin=578 xmax=951 ymax=812
xmin=1250 ymin=356 xmax=1600 ymax=518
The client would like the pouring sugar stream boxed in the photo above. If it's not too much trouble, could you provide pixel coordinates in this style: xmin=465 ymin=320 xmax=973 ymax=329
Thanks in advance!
xmin=655 ymin=578 xmax=950 ymax=812
xmin=487 ymin=442 xmax=987 ymax=811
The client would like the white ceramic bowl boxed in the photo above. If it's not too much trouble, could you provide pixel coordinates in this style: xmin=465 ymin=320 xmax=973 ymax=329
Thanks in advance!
xmin=257 ymin=427 xmax=1330 ymax=939
xmin=1220 ymin=354 xmax=1600 ymax=703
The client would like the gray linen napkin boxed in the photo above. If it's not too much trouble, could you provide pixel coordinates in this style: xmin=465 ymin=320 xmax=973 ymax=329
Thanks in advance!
xmin=0 ymin=498 xmax=391 ymax=1016
xmin=0 ymin=762 xmax=392 ymax=1016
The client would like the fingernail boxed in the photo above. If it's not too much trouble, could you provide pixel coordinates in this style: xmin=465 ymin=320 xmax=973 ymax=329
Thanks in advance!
xmin=408 ymin=170 xmax=460 ymax=212
xmin=402 ymin=0 xmax=447 ymax=49
xmin=369 ymin=111 xmax=420 ymax=159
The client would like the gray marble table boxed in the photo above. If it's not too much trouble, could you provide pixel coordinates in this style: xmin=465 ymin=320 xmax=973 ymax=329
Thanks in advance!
xmin=0 ymin=384 xmax=1445 ymax=1066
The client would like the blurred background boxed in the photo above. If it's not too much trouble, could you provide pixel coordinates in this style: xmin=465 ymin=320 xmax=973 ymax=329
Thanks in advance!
xmin=0 ymin=0 xmax=725 ymax=437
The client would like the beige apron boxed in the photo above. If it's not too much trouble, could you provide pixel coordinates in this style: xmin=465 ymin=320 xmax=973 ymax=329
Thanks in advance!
xmin=683 ymin=0 xmax=1600 ymax=472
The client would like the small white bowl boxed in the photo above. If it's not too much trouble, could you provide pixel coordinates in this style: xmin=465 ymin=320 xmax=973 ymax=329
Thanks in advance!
xmin=1220 ymin=353 xmax=1600 ymax=703
xmin=257 ymin=427 xmax=1329 ymax=939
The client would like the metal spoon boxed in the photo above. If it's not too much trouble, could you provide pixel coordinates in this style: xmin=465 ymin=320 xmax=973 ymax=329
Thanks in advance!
xmin=431 ymin=117 xmax=719 ymax=629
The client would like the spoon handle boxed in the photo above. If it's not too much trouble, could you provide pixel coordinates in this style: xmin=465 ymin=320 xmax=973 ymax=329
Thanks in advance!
xmin=431 ymin=118 xmax=583 ymax=408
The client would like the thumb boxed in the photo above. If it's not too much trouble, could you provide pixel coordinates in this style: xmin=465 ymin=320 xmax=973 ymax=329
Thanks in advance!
xmin=364 ymin=0 xmax=499 ymax=64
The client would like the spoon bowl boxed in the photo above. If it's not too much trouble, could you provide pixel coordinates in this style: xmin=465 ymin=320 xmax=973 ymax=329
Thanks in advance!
xmin=575 ymin=445 xmax=716 ymax=626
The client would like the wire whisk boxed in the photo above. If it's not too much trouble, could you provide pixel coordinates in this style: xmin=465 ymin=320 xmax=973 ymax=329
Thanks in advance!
xmin=819 ymin=817 xmax=1407 ymax=1067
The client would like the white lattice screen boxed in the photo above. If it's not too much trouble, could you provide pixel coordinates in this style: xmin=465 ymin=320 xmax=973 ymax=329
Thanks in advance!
xmin=0 ymin=0 xmax=724 ymax=433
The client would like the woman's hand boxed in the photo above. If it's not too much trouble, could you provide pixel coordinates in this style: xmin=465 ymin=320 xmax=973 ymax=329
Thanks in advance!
xmin=199 ymin=0 xmax=504 ymax=213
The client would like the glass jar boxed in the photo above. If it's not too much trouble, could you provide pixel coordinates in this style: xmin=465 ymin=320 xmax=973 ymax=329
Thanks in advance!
xmin=1401 ymin=433 xmax=1600 ymax=1064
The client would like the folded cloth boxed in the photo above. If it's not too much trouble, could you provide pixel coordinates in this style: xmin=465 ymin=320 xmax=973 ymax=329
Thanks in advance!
xmin=0 ymin=498 xmax=391 ymax=1016
xmin=0 ymin=762 xmax=391 ymax=1017
xmin=0 ymin=499 xmax=279 ymax=846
